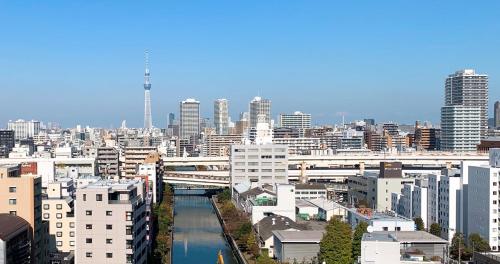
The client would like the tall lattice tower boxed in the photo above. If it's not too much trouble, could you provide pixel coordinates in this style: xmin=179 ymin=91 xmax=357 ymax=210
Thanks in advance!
xmin=144 ymin=51 xmax=153 ymax=130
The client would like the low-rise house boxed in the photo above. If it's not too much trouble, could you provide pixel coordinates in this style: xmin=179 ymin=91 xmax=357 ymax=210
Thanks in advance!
xmin=294 ymin=183 xmax=327 ymax=200
xmin=348 ymin=208 xmax=415 ymax=231
xmin=295 ymin=199 xmax=319 ymax=220
xmin=254 ymin=215 xmax=305 ymax=257
xmin=306 ymin=197 xmax=348 ymax=221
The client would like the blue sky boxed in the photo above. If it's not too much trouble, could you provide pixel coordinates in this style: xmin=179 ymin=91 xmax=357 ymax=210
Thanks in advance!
xmin=0 ymin=1 xmax=499 ymax=128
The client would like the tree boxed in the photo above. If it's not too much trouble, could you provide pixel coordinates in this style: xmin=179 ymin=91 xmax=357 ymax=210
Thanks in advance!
xmin=429 ymin=223 xmax=441 ymax=237
xmin=450 ymin=232 xmax=471 ymax=261
xmin=319 ymin=217 xmax=352 ymax=264
xmin=469 ymin=233 xmax=490 ymax=252
xmin=352 ymin=221 xmax=368 ymax=261
xmin=414 ymin=217 xmax=425 ymax=231
xmin=217 ymin=188 xmax=231 ymax=202
xmin=246 ymin=232 xmax=259 ymax=257
xmin=256 ymin=254 xmax=276 ymax=264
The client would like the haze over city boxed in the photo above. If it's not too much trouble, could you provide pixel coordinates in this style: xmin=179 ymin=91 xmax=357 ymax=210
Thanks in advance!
xmin=1 ymin=0 xmax=500 ymax=127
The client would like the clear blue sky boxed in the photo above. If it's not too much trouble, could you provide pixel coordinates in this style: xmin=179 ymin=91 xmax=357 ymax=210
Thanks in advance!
xmin=1 ymin=1 xmax=499 ymax=128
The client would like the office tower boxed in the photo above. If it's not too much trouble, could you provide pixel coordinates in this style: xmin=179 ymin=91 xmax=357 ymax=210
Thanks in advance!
xmin=278 ymin=111 xmax=311 ymax=137
xmin=7 ymin=119 xmax=40 ymax=141
xmin=143 ymin=51 xmax=153 ymax=130
xmin=495 ymin=101 xmax=500 ymax=129
xmin=180 ymin=98 xmax=200 ymax=140
xmin=445 ymin=69 xmax=488 ymax=137
xmin=0 ymin=214 xmax=33 ymax=264
xmin=168 ymin=113 xmax=175 ymax=126
xmin=214 ymin=99 xmax=229 ymax=135
xmin=97 ymin=147 xmax=119 ymax=176
xmin=42 ymin=179 xmax=75 ymax=254
xmin=364 ymin=119 xmax=375 ymax=126
xmin=440 ymin=106 xmax=481 ymax=152
xmin=0 ymin=130 xmax=15 ymax=158
xmin=75 ymin=179 xmax=147 ymax=264
xmin=0 ymin=164 xmax=47 ymax=263
xmin=249 ymin=96 xmax=271 ymax=128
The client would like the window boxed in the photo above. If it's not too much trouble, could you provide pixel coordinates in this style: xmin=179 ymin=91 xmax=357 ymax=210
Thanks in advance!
xmin=126 ymin=226 xmax=133 ymax=235
xmin=106 ymin=239 xmax=113 ymax=244
xmin=9 ymin=187 xmax=16 ymax=193
xmin=126 ymin=254 xmax=133 ymax=263
xmin=106 ymin=211 xmax=112 ymax=216
xmin=86 ymin=224 xmax=92 ymax=230
xmin=70 ymin=222 xmax=75 ymax=228
xmin=8 ymin=199 xmax=16 ymax=205
xmin=83 ymin=194 xmax=86 ymax=201
xmin=57 ymin=241 xmax=62 ymax=247
xmin=275 ymin=155 xmax=286 ymax=159
xmin=9 ymin=211 xmax=16 ymax=216
xmin=43 ymin=204 xmax=49 ymax=210
xmin=96 ymin=194 xmax=103 ymax=201
xmin=86 ymin=252 xmax=92 ymax=258
xmin=126 ymin=240 xmax=133 ymax=249
xmin=70 ymin=241 xmax=75 ymax=246
xmin=56 ymin=213 xmax=62 ymax=219
xmin=56 ymin=204 xmax=63 ymax=210
xmin=106 ymin=253 xmax=113 ymax=258
xmin=106 ymin=224 xmax=112 ymax=230
xmin=86 ymin=210 xmax=92 ymax=216
xmin=86 ymin=238 xmax=92 ymax=243
xmin=383 ymin=227 xmax=389 ymax=231
xmin=70 ymin=231 xmax=75 ymax=237
xmin=56 ymin=232 xmax=62 ymax=237
xmin=43 ymin=213 xmax=50 ymax=219
xmin=56 ymin=222 xmax=63 ymax=228
xmin=126 ymin=212 xmax=133 ymax=221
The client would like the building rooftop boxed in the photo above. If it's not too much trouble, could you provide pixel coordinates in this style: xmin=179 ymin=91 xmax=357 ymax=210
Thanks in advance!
xmin=272 ymin=230 xmax=324 ymax=243
xmin=306 ymin=198 xmax=344 ymax=211
xmin=295 ymin=183 xmax=326 ymax=190
xmin=383 ymin=231 xmax=448 ymax=244
xmin=255 ymin=215 xmax=306 ymax=240
xmin=0 ymin=214 xmax=30 ymax=241
xmin=362 ymin=232 xmax=397 ymax=242
xmin=82 ymin=179 xmax=140 ymax=191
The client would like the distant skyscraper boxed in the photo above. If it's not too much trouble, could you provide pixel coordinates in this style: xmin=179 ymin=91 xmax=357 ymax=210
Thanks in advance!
xmin=180 ymin=98 xmax=200 ymax=140
xmin=445 ymin=69 xmax=488 ymax=137
xmin=495 ymin=101 xmax=500 ymax=129
xmin=278 ymin=111 xmax=311 ymax=137
xmin=214 ymin=99 xmax=229 ymax=135
xmin=143 ymin=51 xmax=153 ymax=130
xmin=249 ymin=96 xmax=271 ymax=128
xmin=168 ymin=113 xmax=175 ymax=126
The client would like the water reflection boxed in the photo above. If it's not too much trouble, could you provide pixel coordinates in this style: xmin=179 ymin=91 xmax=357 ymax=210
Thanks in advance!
xmin=172 ymin=189 xmax=237 ymax=264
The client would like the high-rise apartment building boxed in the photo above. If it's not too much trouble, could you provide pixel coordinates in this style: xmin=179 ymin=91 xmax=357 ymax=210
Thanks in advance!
xmin=0 ymin=164 xmax=47 ymax=263
xmin=97 ymin=147 xmax=120 ymax=176
xmin=123 ymin=147 xmax=157 ymax=176
xmin=249 ymin=96 xmax=271 ymax=128
xmin=440 ymin=106 xmax=481 ymax=152
xmin=180 ymin=98 xmax=200 ymax=140
xmin=278 ymin=111 xmax=311 ymax=137
xmin=414 ymin=125 xmax=440 ymax=151
xmin=214 ymin=99 xmax=229 ymax=135
xmin=445 ymin=69 xmax=488 ymax=137
xmin=495 ymin=101 xmax=500 ymax=129
xmin=76 ymin=179 xmax=148 ymax=264
xmin=7 ymin=119 xmax=41 ymax=141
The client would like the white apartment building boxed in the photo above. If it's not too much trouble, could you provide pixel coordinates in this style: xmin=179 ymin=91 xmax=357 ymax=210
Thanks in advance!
xmin=7 ymin=119 xmax=41 ymax=141
xmin=428 ymin=174 xmax=441 ymax=227
xmin=230 ymin=144 xmax=288 ymax=189
xmin=466 ymin=149 xmax=500 ymax=251
xmin=42 ymin=179 xmax=76 ymax=254
xmin=272 ymin=137 xmax=321 ymax=155
xmin=438 ymin=175 xmax=461 ymax=242
xmin=366 ymin=173 xmax=415 ymax=212
xmin=76 ymin=179 xmax=148 ymax=264
xmin=440 ymin=105 xmax=481 ymax=152
xmin=413 ymin=184 xmax=428 ymax=228
xmin=278 ymin=111 xmax=311 ymax=137
xmin=214 ymin=99 xmax=229 ymax=135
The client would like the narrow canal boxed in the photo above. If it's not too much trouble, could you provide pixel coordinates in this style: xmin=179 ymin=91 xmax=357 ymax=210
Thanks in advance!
xmin=172 ymin=189 xmax=237 ymax=264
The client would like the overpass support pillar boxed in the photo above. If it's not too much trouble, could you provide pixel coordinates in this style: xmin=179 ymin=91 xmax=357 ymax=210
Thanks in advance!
xmin=359 ymin=162 xmax=365 ymax=175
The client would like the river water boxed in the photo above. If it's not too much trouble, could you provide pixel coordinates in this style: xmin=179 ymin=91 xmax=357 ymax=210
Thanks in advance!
xmin=172 ymin=189 xmax=237 ymax=264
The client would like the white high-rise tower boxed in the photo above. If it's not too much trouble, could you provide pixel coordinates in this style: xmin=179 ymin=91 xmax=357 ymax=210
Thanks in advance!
xmin=144 ymin=51 xmax=153 ymax=130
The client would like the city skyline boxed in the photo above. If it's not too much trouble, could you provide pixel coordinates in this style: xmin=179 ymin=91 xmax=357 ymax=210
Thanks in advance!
xmin=1 ymin=1 xmax=500 ymax=127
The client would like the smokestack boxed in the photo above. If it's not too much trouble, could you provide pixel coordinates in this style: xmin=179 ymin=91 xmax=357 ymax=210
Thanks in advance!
xmin=300 ymin=161 xmax=308 ymax=184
